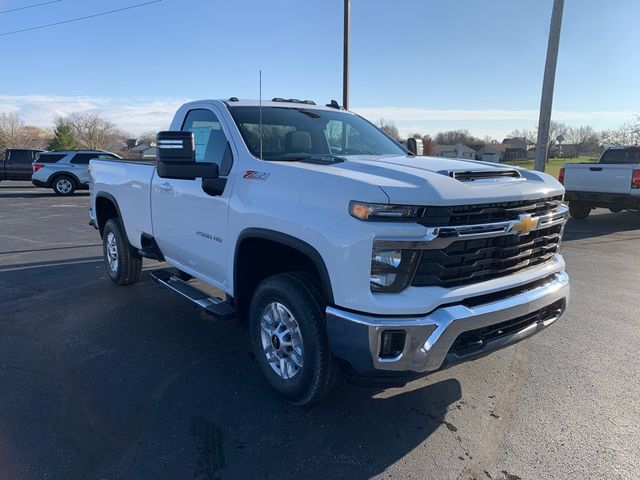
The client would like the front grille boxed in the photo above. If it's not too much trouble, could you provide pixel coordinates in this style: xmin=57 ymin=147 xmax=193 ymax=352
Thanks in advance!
xmin=449 ymin=299 xmax=566 ymax=356
xmin=411 ymin=223 xmax=562 ymax=288
xmin=419 ymin=196 xmax=563 ymax=227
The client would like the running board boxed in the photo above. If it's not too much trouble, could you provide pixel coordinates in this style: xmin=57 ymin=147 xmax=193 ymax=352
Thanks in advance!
xmin=150 ymin=269 xmax=236 ymax=321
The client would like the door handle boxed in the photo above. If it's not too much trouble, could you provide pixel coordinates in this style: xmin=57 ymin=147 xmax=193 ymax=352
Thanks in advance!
xmin=158 ymin=182 xmax=173 ymax=192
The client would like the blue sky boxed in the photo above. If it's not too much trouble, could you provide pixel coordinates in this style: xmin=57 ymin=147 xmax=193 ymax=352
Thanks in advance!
xmin=0 ymin=0 xmax=638 ymax=138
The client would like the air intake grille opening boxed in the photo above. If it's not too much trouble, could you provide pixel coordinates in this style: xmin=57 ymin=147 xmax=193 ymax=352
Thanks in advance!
xmin=449 ymin=299 xmax=566 ymax=356
xmin=450 ymin=169 xmax=522 ymax=182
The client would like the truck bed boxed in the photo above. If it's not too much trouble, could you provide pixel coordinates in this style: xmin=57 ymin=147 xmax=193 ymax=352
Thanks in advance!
xmin=90 ymin=158 xmax=156 ymax=249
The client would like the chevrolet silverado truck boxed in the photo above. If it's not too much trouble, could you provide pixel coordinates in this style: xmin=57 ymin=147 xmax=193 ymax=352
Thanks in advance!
xmin=89 ymin=98 xmax=570 ymax=405
xmin=560 ymin=145 xmax=640 ymax=219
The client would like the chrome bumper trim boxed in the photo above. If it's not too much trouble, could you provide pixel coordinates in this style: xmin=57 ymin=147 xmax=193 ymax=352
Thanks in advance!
xmin=326 ymin=271 xmax=569 ymax=373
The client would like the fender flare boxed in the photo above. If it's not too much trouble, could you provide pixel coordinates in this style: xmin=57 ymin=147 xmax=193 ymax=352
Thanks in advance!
xmin=94 ymin=191 xmax=125 ymax=233
xmin=234 ymin=228 xmax=334 ymax=304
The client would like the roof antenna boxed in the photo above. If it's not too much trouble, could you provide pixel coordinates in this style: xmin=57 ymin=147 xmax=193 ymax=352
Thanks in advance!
xmin=259 ymin=69 xmax=263 ymax=160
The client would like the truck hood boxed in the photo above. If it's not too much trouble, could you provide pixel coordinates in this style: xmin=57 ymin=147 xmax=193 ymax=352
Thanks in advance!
xmin=326 ymin=154 xmax=564 ymax=205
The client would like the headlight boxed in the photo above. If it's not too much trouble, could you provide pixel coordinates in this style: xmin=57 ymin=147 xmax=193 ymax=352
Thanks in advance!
xmin=350 ymin=201 xmax=424 ymax=221
xmin=370 ymin=248 xmax=421 ymax=292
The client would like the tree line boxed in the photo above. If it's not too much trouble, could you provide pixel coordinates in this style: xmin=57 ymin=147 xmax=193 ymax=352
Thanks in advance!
xmin=0 ymin=112 xmax=156 ymax=157
xmin=377 ymin=116 xmax=640 ymax=157
xmin=1 ymin=110 xmax=638 ymax=158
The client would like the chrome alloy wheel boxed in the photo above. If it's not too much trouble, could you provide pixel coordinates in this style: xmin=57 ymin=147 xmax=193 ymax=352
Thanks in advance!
xmin=56 ymin=178 xmax=73 ymax=194
xmin=106 ymin=232 xmax=119 ymax=273
xmin=260 ymin=302 xmax=304 ymax=380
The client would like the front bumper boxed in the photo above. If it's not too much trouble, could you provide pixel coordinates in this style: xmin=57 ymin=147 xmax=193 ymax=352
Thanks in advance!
xmin=326 ymin=271 xmax=569 ymax=376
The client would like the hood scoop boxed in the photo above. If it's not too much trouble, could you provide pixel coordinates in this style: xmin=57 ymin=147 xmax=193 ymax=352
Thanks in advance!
xmin=445 ymin=169 xmax=522 ymax=183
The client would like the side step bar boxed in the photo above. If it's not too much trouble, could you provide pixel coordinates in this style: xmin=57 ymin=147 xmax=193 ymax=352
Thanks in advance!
xmin=150 ymin=269 xmax=236 ymax=321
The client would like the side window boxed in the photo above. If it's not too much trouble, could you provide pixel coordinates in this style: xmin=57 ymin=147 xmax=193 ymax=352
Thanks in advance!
xmin=10 ymin=150 xmax=30 ymax=164
xmin=38 ymin=153 xmax=66 ymax=164
xmin=70 ymin=153 xmax=97 ymax=164
xmin=182 ymin=109 xmax=232 ymax=175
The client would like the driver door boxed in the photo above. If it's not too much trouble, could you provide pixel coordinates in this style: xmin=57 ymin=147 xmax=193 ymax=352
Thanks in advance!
xmin=151 ymin=107 xmax=234 ymax=290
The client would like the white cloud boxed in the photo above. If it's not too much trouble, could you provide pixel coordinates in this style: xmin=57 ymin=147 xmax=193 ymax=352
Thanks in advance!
xmin=0 ymin=94 xmax=636 ymax=139
xmin=352 ymin=106 xmax=637 ymax=122
xmin=0 ymin=94 xmax=189 ymax=134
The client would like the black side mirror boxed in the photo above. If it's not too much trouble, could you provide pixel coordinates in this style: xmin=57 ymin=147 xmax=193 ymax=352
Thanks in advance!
xmin=156 ymin=131 xmax=219 ymax=180
xmin=406 ymin=138 xmax=421 ymax=156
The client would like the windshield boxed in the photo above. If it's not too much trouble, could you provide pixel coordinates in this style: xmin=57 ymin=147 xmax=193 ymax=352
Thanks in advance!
xmin=228 ymin=106 xmax=407 ymax=160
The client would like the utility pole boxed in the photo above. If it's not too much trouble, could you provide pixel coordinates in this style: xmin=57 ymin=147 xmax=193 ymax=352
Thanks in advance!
xmin=342 ymin=0 xmax=350 ymax=110
xmin=534 ymin=0 xmax=565 ymax=172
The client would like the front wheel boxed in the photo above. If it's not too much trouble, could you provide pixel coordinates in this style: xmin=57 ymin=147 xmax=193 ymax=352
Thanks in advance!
xmin=569 ymin=200 xmax=591 ymax=220
xmin=102 ymin=218 xmax=142 ymax=285
xmin=249 ymin=272 xmax=338 ymax=406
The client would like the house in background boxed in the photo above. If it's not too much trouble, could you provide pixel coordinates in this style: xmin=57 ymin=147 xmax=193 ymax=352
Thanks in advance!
xmin=434 ymin=143 xmax=476 ymax=159
xmin=502 ymin=137 xmax=534 ymax=161
xmin=476 ymin=143 xmax=507 ymax=163
xmin=127 ymin=141 xmax=157 ymax=159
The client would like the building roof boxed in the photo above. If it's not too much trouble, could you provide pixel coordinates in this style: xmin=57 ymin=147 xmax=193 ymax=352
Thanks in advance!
xmin=480 ymin=143 xmax=507 ymax=153
xmin=434 ymin=144 xmax=476 ymax=154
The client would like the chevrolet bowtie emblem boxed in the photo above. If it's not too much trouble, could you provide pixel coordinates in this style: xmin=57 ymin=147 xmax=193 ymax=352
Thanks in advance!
xmin=510 ymin=214 xmax=539 ymax=235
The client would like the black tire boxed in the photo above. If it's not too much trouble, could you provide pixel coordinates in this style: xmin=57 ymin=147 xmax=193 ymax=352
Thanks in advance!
xmin=52 ymin=175 xmax=77 ymax=196
xmin=249 ymin=272 xmax=338 ymax=406
xmin=102 ymin=218 xmax=142 ymax=285
xmin=569 ymin=201 xmax=591 ymax=220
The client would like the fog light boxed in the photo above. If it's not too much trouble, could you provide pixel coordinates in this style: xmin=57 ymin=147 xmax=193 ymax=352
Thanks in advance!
xmin=380 ymin=330 xmax=406 ymax=359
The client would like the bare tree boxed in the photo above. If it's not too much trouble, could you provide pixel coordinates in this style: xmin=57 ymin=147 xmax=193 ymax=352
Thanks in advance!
xmin=482 ymin=135 xmax=499 ymax=145
xmin=600 ymin=117 xmax=640 ymax=147
xmin=422 ymin=136 xmax=435 ymax=156
xmin=434 ymin=129 xmax=478 ymax=145
xmin=566 ymin=125 xmax=600 ymax=155
xmin=377 ymin=119 xmax=400 ymax=141
xmin=137 ymin=130 xmax=158 ymax=146
xmin=508 ymin=128 xmax=535 ymax=142
xmin=66 ymin=112 xmax=127 ymax=151
xmin=0 ymin=112 xmax=50 ymax=152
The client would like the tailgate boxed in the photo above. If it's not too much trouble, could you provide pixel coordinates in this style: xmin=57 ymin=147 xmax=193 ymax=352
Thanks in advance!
xmin=564 ymin=163 xmax=633 ymax=194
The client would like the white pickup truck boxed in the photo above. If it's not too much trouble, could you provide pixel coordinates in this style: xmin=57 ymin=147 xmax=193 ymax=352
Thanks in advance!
xmin=89 ymin=98 xmax=570 ymax=405
xmin=561 ymin=145 xmax=640 ymax=219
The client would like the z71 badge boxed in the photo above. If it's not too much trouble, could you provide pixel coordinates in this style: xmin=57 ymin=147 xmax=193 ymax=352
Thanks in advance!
xmin=243 ymin=170 xmax=270 ymax=181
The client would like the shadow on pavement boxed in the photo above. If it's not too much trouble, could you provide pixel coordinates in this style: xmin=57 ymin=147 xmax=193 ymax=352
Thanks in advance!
xmin=563 ymin=210 xmax=640 ymax=241
xmin=0 ymin=260 xmax=463 ymax=480
xmin=0 ymin=191 xmax=89 ymax=199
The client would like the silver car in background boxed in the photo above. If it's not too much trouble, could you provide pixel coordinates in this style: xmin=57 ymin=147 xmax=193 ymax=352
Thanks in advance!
xmin=32 ymin=150 xmax=121 ymax=195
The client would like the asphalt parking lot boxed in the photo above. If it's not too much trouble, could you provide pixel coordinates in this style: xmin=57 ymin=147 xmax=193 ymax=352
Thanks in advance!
xmin=1 ymin=181 xmax=639 ymax=480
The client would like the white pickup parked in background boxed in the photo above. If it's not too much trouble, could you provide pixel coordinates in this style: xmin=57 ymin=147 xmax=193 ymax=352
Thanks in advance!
xmin=561 ymin=146 xmax=640 ymax=219
xmin=89 ymin=98 xmax=570 ymax=405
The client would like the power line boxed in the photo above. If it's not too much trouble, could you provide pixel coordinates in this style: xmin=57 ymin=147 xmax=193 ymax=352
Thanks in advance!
xmin=0 ymin=0 xmax=62 ymax=15
xmin=0 ymin=0 xmax=162 ymax=37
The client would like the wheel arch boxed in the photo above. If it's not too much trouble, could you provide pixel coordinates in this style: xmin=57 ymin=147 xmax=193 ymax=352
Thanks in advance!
xmin=50 ymin=171 xmax=82 ymax=188
xmin=233 ymin=228 xmax=335 ymax=315
xmin=95 ymin=192 xmax=124 ymax=237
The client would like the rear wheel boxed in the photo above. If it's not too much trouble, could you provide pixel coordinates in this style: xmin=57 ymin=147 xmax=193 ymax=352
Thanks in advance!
xmin=102 ymin=218 xmax=142 ymax=285
xmin=569 ymin=200 xmax=591 ymax=219
xmin=249 ymin=272 xmax=338 ymax=405
xmin=52 ymin=175 xmax=76 ymax=196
